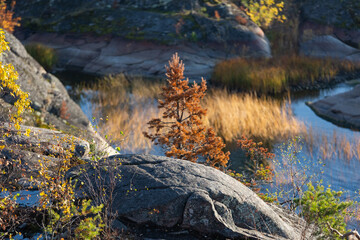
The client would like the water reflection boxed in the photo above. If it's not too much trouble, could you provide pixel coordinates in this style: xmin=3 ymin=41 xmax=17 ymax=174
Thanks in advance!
xmin=59 ymin=71 xmax=360 ymax=228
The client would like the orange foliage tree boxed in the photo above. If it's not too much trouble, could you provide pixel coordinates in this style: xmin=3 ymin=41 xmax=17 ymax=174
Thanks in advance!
xmin=0 ymin=0 xmax=21 ymax=33
xmin=144 ymin=53 xmax=230 ymax=168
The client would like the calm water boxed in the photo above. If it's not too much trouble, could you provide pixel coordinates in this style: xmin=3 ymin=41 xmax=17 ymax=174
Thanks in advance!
xmin=60 ymin=72 xmax=360 ymax=227
xmin=290 ymin=83 xmax=360 ymax=193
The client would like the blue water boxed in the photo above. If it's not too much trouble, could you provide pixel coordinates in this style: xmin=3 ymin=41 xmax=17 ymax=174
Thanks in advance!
xmin=271 ymin=82 xmax=360 ymax=229
xmin=289 ymin=82 xmax=360 ymax=194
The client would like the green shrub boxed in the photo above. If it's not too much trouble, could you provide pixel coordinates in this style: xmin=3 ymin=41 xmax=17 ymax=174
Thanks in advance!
xmin=267 ymin=137 xmax=356 ymax=238
xmin=296 ymin=182 xmax=353 ymax=239
xmin=25 ymin=43 xmax=58 ymax=71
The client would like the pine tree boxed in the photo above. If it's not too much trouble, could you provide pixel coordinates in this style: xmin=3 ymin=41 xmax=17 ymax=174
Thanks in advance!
xmin=144 ymin=53 xmax=229 ymax=168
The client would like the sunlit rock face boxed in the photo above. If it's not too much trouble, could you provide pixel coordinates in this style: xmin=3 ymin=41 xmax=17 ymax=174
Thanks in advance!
xmin=68 ymin=154 xmax=311 ymax=240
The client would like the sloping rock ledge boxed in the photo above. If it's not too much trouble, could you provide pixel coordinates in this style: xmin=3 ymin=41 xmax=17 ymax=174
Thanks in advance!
xmin=67 ymin=154 xmax=311 ymax=240
xmin=1 ymin=31 xmax=117 ymax=156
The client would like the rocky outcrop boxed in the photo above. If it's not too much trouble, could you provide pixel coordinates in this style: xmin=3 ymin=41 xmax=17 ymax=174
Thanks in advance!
xmin=300 ymin=0 xmax=360 ymax=47
xmin=299 ymin=0 xmax=360 ymax=60
xmin=300 ymin=35 xmax=360 ymax=62
xmin=14 ymin=0 xmax=271 ymax=79
xmin=67 ymin=154 xmax=312 ymax=240
xmin=299 ymin=21 xmax=360 ymax=50
xmin=1 ymin=31 xmax=88 ymax=129
xmin=307 ymin=84 xmax=360 ymax=130
xmin=18 ymin=33 xmax=231 ymax=79
xmin=0 ymin=123 xmax=90 ymax=189
xmin=0 ymin=31 xmax=116 ymax=155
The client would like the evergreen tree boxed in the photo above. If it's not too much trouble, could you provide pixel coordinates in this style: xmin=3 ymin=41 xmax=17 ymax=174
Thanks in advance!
xmin=144 ymin=53 xmax=229 ymax=168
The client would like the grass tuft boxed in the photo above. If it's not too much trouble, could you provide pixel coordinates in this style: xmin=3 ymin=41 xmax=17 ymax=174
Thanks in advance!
xmin=25 ymin=43 xmax=58 ymax=71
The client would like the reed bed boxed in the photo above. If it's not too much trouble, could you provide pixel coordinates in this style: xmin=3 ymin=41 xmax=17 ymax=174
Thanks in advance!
xmin=87 ymin=75 xmax=305 ymax=152
xmin=303 ymin=128 xmax=360 ymax=162
xmin=203 ymin=89 xmax=304 ymax=144
xmin=212 ymin=55 xmax=360 ymax=94
xmin=90 ymin=74 xmax=163 ymax=153
xmin=81 ymin=74 xmax=360 ymax=165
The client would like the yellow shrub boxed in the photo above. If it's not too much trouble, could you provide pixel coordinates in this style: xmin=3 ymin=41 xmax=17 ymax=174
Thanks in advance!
xmin=244 ymin=0 xmax=286 ymax=28
xmin=0 ymin=29 xmax=31 ymax=129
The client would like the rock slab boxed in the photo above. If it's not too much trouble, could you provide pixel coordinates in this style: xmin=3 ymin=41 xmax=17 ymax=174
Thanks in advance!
xmin=307 ymin=84 xmax=360 ymax=130
xmin=2 ymin=31 xmax=89 ymax=129
xmin=68 ymin=154 xmax=311 ymax=239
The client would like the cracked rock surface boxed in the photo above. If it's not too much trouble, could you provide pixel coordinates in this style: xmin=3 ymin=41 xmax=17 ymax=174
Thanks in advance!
xmin=68 ymin=154 xmax=311 ymax=239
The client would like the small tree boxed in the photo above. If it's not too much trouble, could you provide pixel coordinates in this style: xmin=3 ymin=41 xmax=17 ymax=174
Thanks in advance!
xmin=144 ymin=53 xmax=229 ymax=168
xmin=0 ymin=0 xmax=21 ymax=33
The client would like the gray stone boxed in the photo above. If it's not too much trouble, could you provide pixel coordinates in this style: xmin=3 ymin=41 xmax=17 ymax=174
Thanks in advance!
xmin=1 ymin=123 xmax=90 ymax=157
xmin=68 ymin=154 xmax=311 ymax=240
xmin=111 ymin=219 xmax=128 ymax=233
xmin=0 ymin=123 xmax=90 ymax=185
xmin=1 ymin=31 xmax=117 ymax=156
xmin=3 ymin=31 xmax=89 ymax=129
xmin=307 ymin=85 xmax=360 ymax=130
xmin=14 ymin=0 xmax=271 ymax=79
xmin=300 ymin=35 xmax=360 ymax=62
xmin=17 ymin=178 xmax=40 ymax=190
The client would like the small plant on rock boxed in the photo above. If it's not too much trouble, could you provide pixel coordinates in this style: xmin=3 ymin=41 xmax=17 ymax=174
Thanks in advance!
xmin=238 ymin=135 xmax=275 ymax=177
xmin=36 ymin=136 xmax=104 ymax=239
xmin=228 ymin=136 xmax=276 ymax=202
xmin=144 ymin=53 xmax=229 ymax=168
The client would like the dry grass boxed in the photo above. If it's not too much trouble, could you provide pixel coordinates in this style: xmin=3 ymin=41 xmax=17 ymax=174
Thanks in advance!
xmin=89 ymin=76 xmax=304 ymax=152
xmin=90 ymin=74 xmax=163 ymax=153
xmin=303 ymin=129 xmax=360 ymax=162
xmin=212 ymin=55 xmax=359 ymax=94
xmin=203 ymin=89 xmax=304 ymax=144
xmin=25 ymin=43 xmax=58 ymax=71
